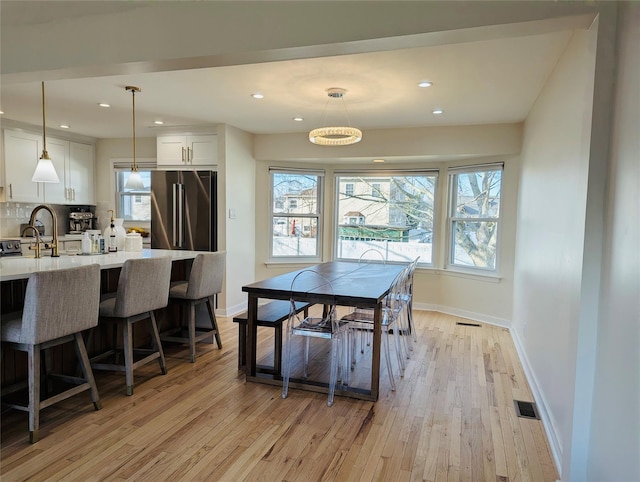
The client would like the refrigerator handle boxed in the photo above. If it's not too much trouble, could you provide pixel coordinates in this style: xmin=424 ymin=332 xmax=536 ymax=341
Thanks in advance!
xmin=177 ymin=183 xmax=184 ymax=248
xmin=172 ymin=183 xmax=178 ymax=247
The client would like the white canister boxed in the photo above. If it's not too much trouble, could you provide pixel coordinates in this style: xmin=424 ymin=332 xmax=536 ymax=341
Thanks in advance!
xmin=125 ymin=232 xmax=143 ymax=252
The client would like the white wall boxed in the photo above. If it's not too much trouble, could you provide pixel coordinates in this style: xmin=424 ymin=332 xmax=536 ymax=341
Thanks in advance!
xmin=218 ymin=125 xmax=256 ymax=315
xmin=512 ymin=25 xmax=600 ymax=480
xmin=588 ymin=4 xmax=640 ymax=480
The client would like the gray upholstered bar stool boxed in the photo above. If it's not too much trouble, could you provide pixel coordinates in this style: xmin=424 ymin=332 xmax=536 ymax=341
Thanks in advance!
xmin=90 ymin=256 xmax=172 ymax=395
xmin=1 ymin=264 xmax=102 ymax=443
xmin=160 ymin=251 xmax=226 ymax=362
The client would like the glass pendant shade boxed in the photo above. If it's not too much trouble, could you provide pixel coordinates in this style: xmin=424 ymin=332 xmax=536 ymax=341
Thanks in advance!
xmin=124 ymin=169 xmax=144 ymax=190
xmin=32 ymin=152 xmax=60 ymax=183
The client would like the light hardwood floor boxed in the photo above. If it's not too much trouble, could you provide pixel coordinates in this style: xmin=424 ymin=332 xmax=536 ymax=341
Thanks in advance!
xmin=1 ymin=310 xmax=558 ymax=481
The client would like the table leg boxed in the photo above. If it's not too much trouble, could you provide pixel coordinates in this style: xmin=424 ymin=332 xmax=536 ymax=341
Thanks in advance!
xmin=371 ymin=303 xmax=382 ymax=400
xmin=246 ymin=293 xmax=259 ymax=378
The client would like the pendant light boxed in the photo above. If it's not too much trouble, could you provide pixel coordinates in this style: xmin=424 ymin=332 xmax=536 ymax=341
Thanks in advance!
xmin=32 ymin=81 xmax=61 ymax=183
xmin=124 ymin=85 xmax=144 ymax=190
xmin=309 ymin=87 xmax=362 ymax=146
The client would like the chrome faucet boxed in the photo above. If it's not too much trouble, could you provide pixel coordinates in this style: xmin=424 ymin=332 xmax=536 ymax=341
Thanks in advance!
xmin=28 ymin=204 xmax=59 ymax=257
xmin=21 ymin=225 xmax=42 ymax=258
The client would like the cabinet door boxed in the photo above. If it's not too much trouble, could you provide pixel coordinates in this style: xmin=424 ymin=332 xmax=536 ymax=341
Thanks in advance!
xmin=188 ymin=135 xmax=217 ymax=165
xmin=157 ymin=136 xmax=187 ymax=166
xmin=68 ymin=142 xmax=95 ymax=204
xmin=3 ymin=129 xmax=43 ymax=202
xmin=42 ymin=137 xmax=69 ymax=204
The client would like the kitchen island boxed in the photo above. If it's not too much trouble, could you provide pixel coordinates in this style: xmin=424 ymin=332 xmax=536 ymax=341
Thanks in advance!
xmin=0 ymin=248 xmax=198 ymax=282
xmin=0 ymin=249 xmax=202 ymax=387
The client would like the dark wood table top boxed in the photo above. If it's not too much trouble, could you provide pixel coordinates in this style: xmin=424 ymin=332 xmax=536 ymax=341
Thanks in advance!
xmin=242 ymin=261 xmax=405 ymax=307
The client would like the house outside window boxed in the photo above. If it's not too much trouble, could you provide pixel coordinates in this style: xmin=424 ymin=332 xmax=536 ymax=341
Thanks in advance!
xmin=345 ymin=183 xmax=354 ymax=196
xmin=448 ymin=164 xmax=502 ymax=272
xmin=335 ymin=172 xmax=437 ymax=264
xmin=270 ymin=169 xmax=323 ymax=260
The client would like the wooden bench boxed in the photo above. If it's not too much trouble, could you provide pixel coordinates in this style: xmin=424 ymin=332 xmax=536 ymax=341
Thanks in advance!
xmin=233 ymin=300 xmax=311 ymax=375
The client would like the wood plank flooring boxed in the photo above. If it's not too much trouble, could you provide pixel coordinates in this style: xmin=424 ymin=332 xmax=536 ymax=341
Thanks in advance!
xmin=1 ymin=310 xmax=558 ymax=481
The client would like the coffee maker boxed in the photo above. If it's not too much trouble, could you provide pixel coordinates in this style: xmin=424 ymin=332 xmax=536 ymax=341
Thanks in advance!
xmin=68 ymin=206 xmax=96 ymax=234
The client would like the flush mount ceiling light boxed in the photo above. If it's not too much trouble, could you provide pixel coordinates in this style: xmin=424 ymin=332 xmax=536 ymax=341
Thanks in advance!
xmin=124 ymin=86 xmax=144 ymax=190
xmin=32 ymin=81 xmax=61 ymax=183
xmin=309 ymin=87 xmax=362 ymax=146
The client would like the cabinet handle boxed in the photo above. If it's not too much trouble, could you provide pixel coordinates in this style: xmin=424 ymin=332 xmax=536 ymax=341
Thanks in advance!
xmin=188 ymin=147 xmax=192 ymax=163
xmin=9 ymin=183 xmax=13 ymax=199
xmin=181 ymin=147 xmax=186 ymax=163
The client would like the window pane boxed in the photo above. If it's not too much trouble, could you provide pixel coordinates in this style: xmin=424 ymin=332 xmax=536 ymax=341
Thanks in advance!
xmin=271 ymin=171 xmax=321 ymax=258
xmin=336 ymin=174 xmax=436 ymax=264
xmin=119 ymin=194 xmax=151 ymax=221
xmin=452 ymin=220 xmax=497 ymax=269
xmin=272 ymin=218 xmax=318 ymax=256
xmin=454 ymin=169 xmax=501 ymax=218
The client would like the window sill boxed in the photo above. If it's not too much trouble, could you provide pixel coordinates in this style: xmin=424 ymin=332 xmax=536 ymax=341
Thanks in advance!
xmin=418 ymin=267 xmax=502 ymax=283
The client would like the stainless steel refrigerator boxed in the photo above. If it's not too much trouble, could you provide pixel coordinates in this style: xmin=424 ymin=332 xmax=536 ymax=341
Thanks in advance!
xmin=151 ymin=170 xmax=217 ymax=251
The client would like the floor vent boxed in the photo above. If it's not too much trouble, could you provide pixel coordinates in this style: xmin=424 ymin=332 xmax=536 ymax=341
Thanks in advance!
xmin=514 ymin=400 xmax=540 ymax=420
xmin=456 ymin=321 xmax=481 ymax=327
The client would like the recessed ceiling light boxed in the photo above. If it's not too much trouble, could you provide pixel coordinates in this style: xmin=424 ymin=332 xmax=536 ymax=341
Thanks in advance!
xmin=293 ymin=117 xmax=303 ymax=122
xmin=59 ymin=124 xmax=70 ymax=129
xmin=418 ymin=81 xmax=433 ymax=88
xmin=432 ymin=108 xmax=444 ymax=115
xmin=154 ymin=120 xmax=164 ymax=125
xmin=98 ymin=103 xmax=110 ymax=108
xmin=0 ymin=110 xmax=4 ymax=115
xmin=373 ymin=159 xmax=385 ymax=163
xmin=251 ymin=93 xmax=264 ymax=99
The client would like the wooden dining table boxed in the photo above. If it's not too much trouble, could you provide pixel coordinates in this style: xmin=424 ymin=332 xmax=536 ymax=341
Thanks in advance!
xmin=242 ymin=261 xmax=406 ymax=401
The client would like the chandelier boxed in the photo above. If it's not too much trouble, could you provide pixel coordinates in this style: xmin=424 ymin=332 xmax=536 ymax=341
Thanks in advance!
xmin=309 ymin=88 xmax=362 ymax=146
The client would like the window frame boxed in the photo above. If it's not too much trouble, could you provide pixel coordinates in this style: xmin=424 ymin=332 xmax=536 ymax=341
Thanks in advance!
xmin=333 ymin=169 xmax=438 ymax=267
xmin=446 ymin=163 xmax=503 ymax=274
xmin=269 ymin=168 xmax=324 ymax=263
xmin=113 ymin=165 xmax=153 ymax=222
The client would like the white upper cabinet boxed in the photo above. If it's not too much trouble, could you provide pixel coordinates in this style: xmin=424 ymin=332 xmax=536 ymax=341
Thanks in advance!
xmin=68 ymin=142 xmax=95 ymax=204
xmin=2 ymin=129 xmax=95 ymax=205
xmin=157 ymin=134 xmax=217 ymax=167
xmin=3 ymin=129 xmax=43 ymax=202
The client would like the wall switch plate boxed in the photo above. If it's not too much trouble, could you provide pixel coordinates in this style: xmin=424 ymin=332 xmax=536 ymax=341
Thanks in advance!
xmin=229 ymin=208 xmax=237 ymax=219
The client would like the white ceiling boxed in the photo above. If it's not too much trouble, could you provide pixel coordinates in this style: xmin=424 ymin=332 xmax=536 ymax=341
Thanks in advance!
xmin=0 ymin=22 xmax=572 ymax=140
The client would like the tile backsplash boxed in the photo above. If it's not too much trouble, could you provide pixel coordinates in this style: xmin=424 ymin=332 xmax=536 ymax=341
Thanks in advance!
xmin=0 ymin=202 xmax=75 ymax=238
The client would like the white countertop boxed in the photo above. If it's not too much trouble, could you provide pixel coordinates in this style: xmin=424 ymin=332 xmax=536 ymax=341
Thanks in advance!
xmin=0 ymin=249 xmax=198 ymax=282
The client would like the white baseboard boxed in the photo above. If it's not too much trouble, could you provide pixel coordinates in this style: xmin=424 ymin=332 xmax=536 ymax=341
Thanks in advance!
xmin=412 ymin=302 xmax=510 ymax=328
xmin=510 ymin=328 xmax=563 ymax=477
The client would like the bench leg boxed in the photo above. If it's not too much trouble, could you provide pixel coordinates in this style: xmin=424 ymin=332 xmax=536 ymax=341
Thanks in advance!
xmin=237 ymin=322 xmax=247 ymax=370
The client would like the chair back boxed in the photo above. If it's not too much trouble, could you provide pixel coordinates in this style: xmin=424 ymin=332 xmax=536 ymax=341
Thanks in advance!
xmin=358 ymin=249 xmax=386 ymax=264
xmin=288 ymin=269 xmax=337 ymax=334
xmin=20 ymin=264 xmax=101 ymax=345
xmin=113 ymin=257 xmax=172 ymax=318
xmin=185 ymin=251 xmax=226 ymax=300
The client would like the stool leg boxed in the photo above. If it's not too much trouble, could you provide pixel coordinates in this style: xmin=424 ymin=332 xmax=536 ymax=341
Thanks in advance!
xmin=123 ymin=320 xmax=135 ymax=396
xmin=188 ymin=301 xmax=197 ymax=363
xmin=206 ymin=298 xmax=222 ymax=349
xmin=28 ymin=345 xmax=41 ymax=443
xmin=149 ymin=311 xmax=167 ymax=375
xmin=74 ymin=333 xmax=102 ymax=410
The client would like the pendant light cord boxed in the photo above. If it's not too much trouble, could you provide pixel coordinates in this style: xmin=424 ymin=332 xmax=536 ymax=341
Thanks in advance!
xmin=41 ymin=81 xmax=48 ymax=156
